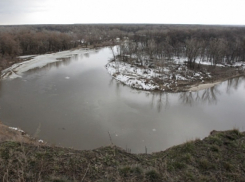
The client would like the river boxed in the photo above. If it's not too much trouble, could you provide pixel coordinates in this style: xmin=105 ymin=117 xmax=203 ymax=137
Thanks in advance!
xmin=0 ymin=47 xmax=245 ymax=153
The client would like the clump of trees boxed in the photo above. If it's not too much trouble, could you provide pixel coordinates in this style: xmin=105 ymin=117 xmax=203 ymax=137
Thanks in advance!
xmin=0 ymin=30 xmax=74 ymax=56
xmin=115 ymin=27 xmax=245 ymax=71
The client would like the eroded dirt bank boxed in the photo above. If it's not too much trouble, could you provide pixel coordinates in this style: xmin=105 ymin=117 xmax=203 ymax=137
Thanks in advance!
xmin=0 ymin=121 xmax=44 ymax=144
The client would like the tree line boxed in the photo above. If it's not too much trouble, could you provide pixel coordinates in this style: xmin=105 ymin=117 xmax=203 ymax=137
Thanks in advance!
xmin=114 ymin=26 xmax=245 ymax=70
xmin=1 ymin=24 xmax=245 ymax=70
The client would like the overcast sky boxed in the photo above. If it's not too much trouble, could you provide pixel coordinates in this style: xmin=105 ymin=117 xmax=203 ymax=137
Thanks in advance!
xmin=0 ymin=0 xmax=245 ymax=25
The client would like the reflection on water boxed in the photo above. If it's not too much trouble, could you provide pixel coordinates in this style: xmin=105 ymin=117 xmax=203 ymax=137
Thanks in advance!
xmin=179 ymin=86 xmax=221 ymax=106
xmin=110 ymin=76 xmax=245 ymax=115
xmin=146 ymin=92 xmax=170 ymax=112
xmin=226 ymin=76 xmax=245 ymax=94
xmin=120 ymin=76 xmax=245 ymax=113
xmin=0 ymin=47 xmax=244 ymax=153
xmin=181 ymin=77 xmax=245 ymax=106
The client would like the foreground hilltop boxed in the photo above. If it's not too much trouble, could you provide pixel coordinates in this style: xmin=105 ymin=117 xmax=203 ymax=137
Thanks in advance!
xmin=0 ymin=129 xmax=245 ymax=181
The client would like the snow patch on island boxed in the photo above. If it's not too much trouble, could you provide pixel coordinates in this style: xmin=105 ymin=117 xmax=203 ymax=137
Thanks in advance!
xmin=106 ymin=62 xmax=160 ymax=90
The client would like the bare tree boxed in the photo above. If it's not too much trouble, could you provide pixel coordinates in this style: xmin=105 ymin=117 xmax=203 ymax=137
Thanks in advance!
xmin=185 ymin=38 xmax=201 ymax=69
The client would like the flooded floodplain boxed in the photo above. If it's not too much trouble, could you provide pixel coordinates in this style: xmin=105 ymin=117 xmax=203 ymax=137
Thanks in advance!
xmin=0 ymin=47 xmax=245 ymax=153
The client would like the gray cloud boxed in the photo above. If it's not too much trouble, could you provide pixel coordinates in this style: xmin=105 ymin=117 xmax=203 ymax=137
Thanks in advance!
xmin=0 ymin=0 xmax=245 ymax=25
xmin=0 ymin=0 xmax=49 ymax=14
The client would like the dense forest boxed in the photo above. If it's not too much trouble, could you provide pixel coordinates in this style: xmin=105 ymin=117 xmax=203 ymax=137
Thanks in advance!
xmin=0 ymin=24 xmax=245 ymax=71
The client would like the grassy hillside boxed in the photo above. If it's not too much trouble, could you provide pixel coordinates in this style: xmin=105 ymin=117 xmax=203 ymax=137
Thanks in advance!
xmin=0 ymin=129 xmax=245 ymax=181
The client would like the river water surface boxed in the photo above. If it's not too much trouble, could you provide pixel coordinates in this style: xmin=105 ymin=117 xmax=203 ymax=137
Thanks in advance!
xmin=0 ymin=47 xmax=245 ymax=153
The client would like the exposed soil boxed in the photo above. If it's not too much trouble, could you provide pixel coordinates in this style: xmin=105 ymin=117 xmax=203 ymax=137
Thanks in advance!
xmin=0 ymin=129 xmax=244 ymax=181
xmin=176 ymin=66 xmax=245 ymax=92
xmin=0 ymin=121 xmax=43 ymax=145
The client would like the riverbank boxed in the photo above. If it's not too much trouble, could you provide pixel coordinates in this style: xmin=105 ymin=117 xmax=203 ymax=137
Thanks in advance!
xmin=0 ymin=41 xmax=118 ymax=79
xmin=0 ymin=129 xmax=244 ymax=181
xmin=0 ymin=47 xmax=98 ymax=79
xmin=0 ymin=121 xmax=44 ymax=145
xmin=105 ymin=60 xmax=245 ymax=92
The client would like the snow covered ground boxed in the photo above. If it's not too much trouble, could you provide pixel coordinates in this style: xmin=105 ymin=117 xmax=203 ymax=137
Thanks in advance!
xmin=1 ymin=48 xmax=95 ymax=79
xmin=106 ymin=61 xmax=160 ymax=90
xmin=18 ymin=55 xmax=36 ymax=59
xmin=174 ymin=56 xmax=245 ymax=68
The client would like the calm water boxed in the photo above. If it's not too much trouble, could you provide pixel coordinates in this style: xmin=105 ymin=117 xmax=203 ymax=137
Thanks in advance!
xmin=0 ymin=47 xmax=245 ymax=153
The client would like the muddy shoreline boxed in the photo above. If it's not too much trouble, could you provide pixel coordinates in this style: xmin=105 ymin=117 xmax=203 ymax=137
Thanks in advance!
xmin=187 ymin=73 xmax=244 ymax=91
xmin=179 ymin=73 xmax=245 ymax=92
xmin=0 ymin=121 xmax=44 ymax=145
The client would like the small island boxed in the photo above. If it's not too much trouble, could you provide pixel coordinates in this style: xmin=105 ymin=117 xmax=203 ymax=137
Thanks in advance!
xmin=106 ymin=58 xmax=245 ymax=92
xmin=105 ymin=38 xmax=245 ymax=92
